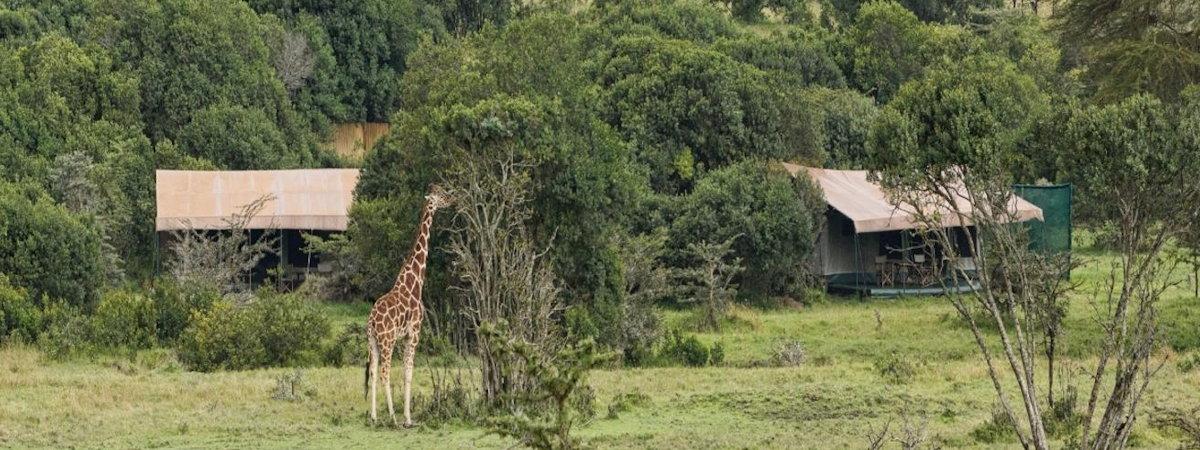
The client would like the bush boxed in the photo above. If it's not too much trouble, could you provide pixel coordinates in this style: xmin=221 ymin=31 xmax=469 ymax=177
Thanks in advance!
xmin=658 ymin=329 xmax=723 ymax=367
xmin=0 ymin=183 xmax=104 ymax=308
xmin=772 ymin=340 xmax=808 ymax=367
xmin=1045 ymin=386 xmax=1082 ymax=439
xmin=874 ymin=352 xmax=917 ymax=384
xmin=1161 ymin=298 xmax=1200 ymax=351
xmin=971 ymin=403 xmax=1019 ymax=444
xmin=1178 ymin=351 xmax=1200 ymax=373
xmin=606 ymin=391 xmax=650 ymax=419
xmin=419 ymin=367 xmax=480 ymax=426
xmin=177 ymin=301 xmax=265 ymax=371
xmin=598 ymin=35 xmax=791 ymax=194
xmin=668 ymin=161 xmax=824 ymax=299
xmin=813 ymin=88 xmax=878 ymax=169
xmin=253 ymin=292 xmax=330 ymax=367
xmin=714 ymin=33 xmax=846 ymax=89
xmin=323 ymin=322 xmax=367 ymax=367
xmin=0 ymin=274 xmax=41 ymax=342
xmin=272 ymin=369 xmax=315 ymax=402
xmin=482 ymin=323 xmax=611 ymax=450
xmin=179 ymin=104 xmax=302 ymax=170
xmin=1151 ymin=405 xmax=1200 ymax=449
xmin=151 ymin=281 xmax=220 ymax=343
xmin=612 ymin=231 xmax=670 ymax=366
xmin=710 ymin=341 xmax=725 ymax=366
xmin=37 ymin=302 xmax=94 ymax=359
xmin=92 ymin=289 xmax=157 ymax=349
xmin=178 ymin=292 xmax=330 ymax=371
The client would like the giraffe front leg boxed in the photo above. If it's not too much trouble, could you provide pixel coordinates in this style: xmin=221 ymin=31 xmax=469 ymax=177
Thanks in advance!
xmin=403 ymin=332 xmax=419 ymax=428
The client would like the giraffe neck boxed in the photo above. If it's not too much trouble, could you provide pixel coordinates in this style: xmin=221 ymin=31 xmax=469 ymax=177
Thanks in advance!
xmin=397 ymin=201 xmax=436 ymax=288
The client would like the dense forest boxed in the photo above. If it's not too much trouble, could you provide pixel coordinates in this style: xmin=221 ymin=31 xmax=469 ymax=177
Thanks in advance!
xmin=2 ymin=1 xmax=1200 ymax=445
xmin=2 ymin=0 xmax=1198 ymax=355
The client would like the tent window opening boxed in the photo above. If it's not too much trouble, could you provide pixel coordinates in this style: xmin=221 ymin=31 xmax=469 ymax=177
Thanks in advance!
xmin=879 ymin=231 xmax=902 ymax=258
xmin=953 ymin=227 xmax=975 ymax=257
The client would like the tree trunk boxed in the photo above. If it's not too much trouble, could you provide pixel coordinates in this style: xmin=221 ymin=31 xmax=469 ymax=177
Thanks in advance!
xmin=1192 ymin=255 xmax=1198 ymax=298
xmin=1047 ymin=335 xmax=1056 ymax=409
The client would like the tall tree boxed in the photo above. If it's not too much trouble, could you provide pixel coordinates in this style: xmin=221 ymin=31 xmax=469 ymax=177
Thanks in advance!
xmin=1056 ymin=0 xmax=1200 ymax=102
xmin=1063 ymin=93 xmax=1200 ymax=449
xmin=868 ymin=54 xmax=1057 ymax=449
xmin=247 ymin=0 xmax=446 ymax=122
xmin=597 ymin=35 xmax=795 ymax=193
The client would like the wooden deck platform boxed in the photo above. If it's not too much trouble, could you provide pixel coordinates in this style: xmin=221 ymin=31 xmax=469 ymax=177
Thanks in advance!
xmin=826 ymin=273 xmax=981 ymax=297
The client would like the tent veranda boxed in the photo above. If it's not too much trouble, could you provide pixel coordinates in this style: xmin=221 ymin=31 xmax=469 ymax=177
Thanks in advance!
xmin=782 ymin=163 xmax=1046 ymax=296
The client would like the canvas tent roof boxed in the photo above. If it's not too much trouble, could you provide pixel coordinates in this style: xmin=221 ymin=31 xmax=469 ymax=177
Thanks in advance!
xmin=155 ymin=169 xmax=360 ymax=231
xmin=781 ymin=163 xmax=1042 ymax=233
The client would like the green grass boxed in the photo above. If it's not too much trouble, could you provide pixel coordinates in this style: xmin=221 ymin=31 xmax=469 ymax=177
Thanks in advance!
xmin=3 ymin=257 xmax=1200 ymax=448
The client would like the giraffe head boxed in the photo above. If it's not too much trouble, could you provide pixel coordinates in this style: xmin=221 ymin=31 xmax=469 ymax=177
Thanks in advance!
xmin=425 ymin=184 xmax=453 ymax=210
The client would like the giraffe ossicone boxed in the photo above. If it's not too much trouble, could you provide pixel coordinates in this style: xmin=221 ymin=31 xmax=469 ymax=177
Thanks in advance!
xmin=364 ymin=184 xmax=452 ymax=427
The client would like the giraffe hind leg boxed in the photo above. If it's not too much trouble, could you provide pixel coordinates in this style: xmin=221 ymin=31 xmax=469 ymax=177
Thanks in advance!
xmin=380 ymin=345 xmax=397 ymax=426
xmin=368 ymin=334 xmax=380 ymax=425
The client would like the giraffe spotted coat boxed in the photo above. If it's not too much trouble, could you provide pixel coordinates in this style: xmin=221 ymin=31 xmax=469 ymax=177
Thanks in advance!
xmin=364 ymin=186 xmax=450 ymax=427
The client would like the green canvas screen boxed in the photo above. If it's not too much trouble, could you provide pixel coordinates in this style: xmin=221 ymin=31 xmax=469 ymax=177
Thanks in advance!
xmin=1014 ymin=184 xmax=1072 ymax=254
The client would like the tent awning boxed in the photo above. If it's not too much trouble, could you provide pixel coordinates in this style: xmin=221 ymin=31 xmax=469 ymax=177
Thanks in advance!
xmin=155 ymin=169 xmax=360 ymax=231
xmin=782 ymin=163 xmax=1042 ymax=233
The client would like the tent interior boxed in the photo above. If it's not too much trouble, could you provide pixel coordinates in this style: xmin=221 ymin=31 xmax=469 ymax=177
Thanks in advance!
xmin=816 ymin=209 xmax=981 ymax=296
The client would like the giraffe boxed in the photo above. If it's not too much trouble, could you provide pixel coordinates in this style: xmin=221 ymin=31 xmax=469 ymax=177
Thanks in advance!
xmin=364 ymin=185 xmax=452 ymax=427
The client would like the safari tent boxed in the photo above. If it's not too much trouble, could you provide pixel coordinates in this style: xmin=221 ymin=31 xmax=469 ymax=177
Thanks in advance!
xmin=154 ymin=169 xmax=360 ymax=286
xmin=781 ymin=163 xmax=1057 ymax=296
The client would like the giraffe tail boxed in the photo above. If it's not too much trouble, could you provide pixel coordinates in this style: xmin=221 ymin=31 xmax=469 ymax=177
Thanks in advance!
xmin=363 ymin=334 xmax=373 ymax=400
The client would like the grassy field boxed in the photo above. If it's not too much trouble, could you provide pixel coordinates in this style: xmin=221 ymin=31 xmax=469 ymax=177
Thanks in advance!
xmin=3 ymin=255 xmax=1200 ymax=449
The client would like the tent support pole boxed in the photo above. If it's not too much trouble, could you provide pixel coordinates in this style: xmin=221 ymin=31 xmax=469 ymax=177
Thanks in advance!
xmin=854 ymin=232 xmax=863 ymax=298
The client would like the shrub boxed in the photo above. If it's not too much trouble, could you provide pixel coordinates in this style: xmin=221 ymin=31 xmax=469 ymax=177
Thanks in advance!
xmin=323 ymin=322 xmax=367 ymax=367
xmin=482 ymin=323 xmax=612 ymax=450
xmin=419 ymin=367 xmax=480 ymax=426
xmin=37 ymin=301 xmax=94 ymax=359
xmin=178 ymin=292 xmax=330 ymax=371
xmin=92 ymin=289 xmax=157 ymax=349
xmin=134 ymin=348 xmax=183 ymax=373
xmin=272 ymin=369 xmax=314 ymax=402
xmin=668 ymin=161 xmax=824 ymax=299
xmin=564 ymin=306 xmax=601 ymax=342
xmin=710 ymin=341 xmax=725 ymax=366
xmin=680 ymin=237 xmax=743 ymax=332
xmin=1161 ymin=298 xmax=1200 ymax=351
xmin=151 ymin=281 xmax=220 ymax=343
xmin=1178 ymin=351 xmax=1200 ymax=373
xmin=606 ymin=391 xmax=650 ymax=419
xmin=1151 ymin=406 xmax=1200 ymax=449
xmin=659 ymin=329 xmax=722 ymax=367
xmin=1045 ymin=386 xmax=1082 ymax=439
xmin=874 ymin=352 xmax=917 ymax=384
xmin=0 ymin=183 xmax=104 ymax=308
xmin=772 ymin=340 xmax=808 ymax=367
xmin=253 ymin=292 xmax=330 ymax=367
xmin=0 ymin=274 xmax=41 ymax=342
xmin=177 ymin=301 xmax=265 ymax=371
xmin=178 ymin=104 xmax=301 ymax=170
xmin=613 ymin=231 xmax=670 ymax=367
xmin=419 ymin=333 xmax=460 ymax=366
xmin=971 ymin=403 xmax=1019 ymax=444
